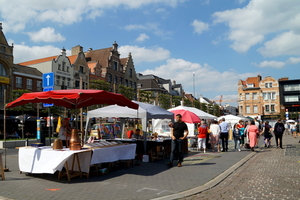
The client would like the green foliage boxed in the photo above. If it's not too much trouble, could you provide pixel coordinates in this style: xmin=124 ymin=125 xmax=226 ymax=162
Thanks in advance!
xmin=89 ymin=80 xmax=110 ymax=91
xmin=118 ymin=85 xmax=136 ymax=100
xmin=172 ymin=96 xmax=182 ymax=107
xmin=213 ymin=104 xmax=221 ymax=116
xmin=138 ymin=90 xmax=155 ymax=103
xmin=193 ymin=100 xmax=200 ymax=109
xmin=200 ymin=103 xmax=207 ymax=112
xmin=183 ymin=99 xmax=192 ymax=107
xmin=158 ymin=94 xmax=172 ymax=109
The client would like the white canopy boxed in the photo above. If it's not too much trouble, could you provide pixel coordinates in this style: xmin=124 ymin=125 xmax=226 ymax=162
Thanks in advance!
xmin=217 ymin=114 xmax=248 ymax=127
xmin=85 ymin=102 xmax=174 ymax=133
xmin=168 ymin=105 xmax=217 ymax=120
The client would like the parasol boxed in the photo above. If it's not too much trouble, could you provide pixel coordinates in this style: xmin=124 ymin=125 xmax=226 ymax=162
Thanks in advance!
xmin=6 ymin=89 xmax=138 ymax=110
xmin=169 ymin=109 xmax=201 ymax=123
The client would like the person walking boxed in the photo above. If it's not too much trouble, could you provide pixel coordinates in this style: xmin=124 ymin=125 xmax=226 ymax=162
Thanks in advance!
xmin=260 ymin=121 xmax=272 ymax=148
xmin=237 ymin=120 xmax=245 ymax=148
xmin=167 ymin=114 xmax=188 ymax=167
xmin=219 ymin=118 xmax=229 ymax=152
xmin=254 ymin=117 xmax=261 ymax=148
xmin=197 ymin=121 xmax=208 ymax=153
xmin=290 ymin=122 xmax=297 ymax=138
xmin=209 ymin=120 xmax=221 ymax=152
xmin=232 ymin=123 xmax=241 ymax=151
xmin=274 ymin=119 xmax=285 ymax=149
xmin=247 ymin=120 xmax=259 ymax=151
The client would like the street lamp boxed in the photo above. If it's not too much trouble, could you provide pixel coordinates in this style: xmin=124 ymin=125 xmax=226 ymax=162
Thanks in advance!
xmin=193 ymin=72 xmax=195 ymax=98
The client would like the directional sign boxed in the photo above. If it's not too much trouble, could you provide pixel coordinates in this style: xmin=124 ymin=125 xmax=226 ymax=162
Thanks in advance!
xmin=43 ymin=72 xmax=54 ymax=88
xmin=43 ymin=87 xmax=54 ymax=107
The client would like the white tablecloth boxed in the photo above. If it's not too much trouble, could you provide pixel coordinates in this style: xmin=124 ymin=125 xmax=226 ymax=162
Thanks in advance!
xmin=18 ymin=147 xmax=92 ymax=174
xmin=90 ymin=144 xmax=136 ymax=165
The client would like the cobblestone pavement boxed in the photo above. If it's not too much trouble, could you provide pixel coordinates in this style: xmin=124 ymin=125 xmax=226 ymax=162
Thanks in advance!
xmin=184 ymin=134 xmax=300 ymax=200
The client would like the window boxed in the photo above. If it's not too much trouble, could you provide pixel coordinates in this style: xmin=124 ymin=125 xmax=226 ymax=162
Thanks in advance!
xmin=284 ymin=84 xmax=300 ymax=91
xmin=253 ymin=93 xmax=257 ymax=100
xmin=26 ymin=79 xmax=33 ymax=89
xmin=246 ymin=106 xmax=250 ymax=114
xmin=130 ymin=81 xmax=132 ymax=88
xmin=75 ymin=80 xmax=80 ymax=88
xmin=265 ymin=105 xmax=270 ymax=112
xmin=37 ymin=81 xmax=42 ymax=91
xmin=0 ymin=46 xmax=5 ymax=53
xmin=119 ymin=77 xmax=123 ymax=85
xmin=247 ymin=83 xmax=254 ymax=88
xmin=67 ymin=67 xmax=69 ymax=72
xmin=114 ymin=62 xmax=118 ymax=71
xmin=129 ymin=68 xmax=133 ymax=77
xmin=253 ymin=105 xmax=258 ymax=113
xmin=16 ymin=77 xmax=22 ymax=88
xmin=56 ymin=76 xmax=60 ymax=85
xmin=265 ymin=82 xmax=272 ymax=88
xmin=62 ymin=62 xmax=66 ymax=71
xmin=0 ymin=85 xmax=6 ymax=101
xmin=0 ymin=63 xmax=7 ymax=76
xmin=284 ymin=95 xmax=300 ymax=102
xmin=79 ymin=66 xmax=84 ymax=73
xmin=125 ymin=79 xmax=128 ymax=87
xmin=108 ymin=74 xmax=112 ymax=83
xmin=58 ymin=64 xmax=61 ymax=70
xmin=271 ymin=105 xmax=275 ymax=111
xmin=134 ymin=82 xmax=136 ymax=90
xmin=245 ymin=93 xmax=250 ymax=100
xmin=240 ymin=106 xmax=243 ymax=114
xmin=263 ymin=92 xmax=276 ymax=100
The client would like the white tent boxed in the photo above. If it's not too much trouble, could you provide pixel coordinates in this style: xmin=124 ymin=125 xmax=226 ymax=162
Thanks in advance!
xmin=217 ymin=114 xmax=248 ymax=128
xmin=168 ymin=105 xmax=217 ymax=120
xmin=84 ymin=102 xmax=174 ymax=137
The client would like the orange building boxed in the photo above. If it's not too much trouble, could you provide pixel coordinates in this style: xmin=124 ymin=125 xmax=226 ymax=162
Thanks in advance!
xmin=238 ymin=75 xmax=280 ymax=119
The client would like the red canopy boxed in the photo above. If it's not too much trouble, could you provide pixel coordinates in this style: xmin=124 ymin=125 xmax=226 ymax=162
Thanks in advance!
xmin=6 ymin=89 xmax=138 ymax=110
xmin=170 ymin=109 xmax=201 ymax=123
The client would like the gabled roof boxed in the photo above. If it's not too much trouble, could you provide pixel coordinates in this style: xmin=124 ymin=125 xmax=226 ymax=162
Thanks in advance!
xmin=68 ymin=55 xmax=77 ymax=64
xmin=87 ymin=61 xmax=99 ymax=73
xmin=18 ymin=55 xmax=58 ymax=65
xmin=13 ymin=64 xmax=42 ymax=77
xmin=84 ymin=47 xmax=112 ymax=67
xmin=245 ymin=77 xmax=259 ymax=87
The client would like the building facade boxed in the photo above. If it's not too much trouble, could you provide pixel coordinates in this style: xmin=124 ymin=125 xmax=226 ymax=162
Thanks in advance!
xmin=238 ymin=75 xmax=280 ymax=119
xmin=0 ymin=23 xmax=13 ymax=109
xmin=278 ymin=78 xmax=300 ymax=120
xmin=18 ymin=48 xmax=75 ymax=90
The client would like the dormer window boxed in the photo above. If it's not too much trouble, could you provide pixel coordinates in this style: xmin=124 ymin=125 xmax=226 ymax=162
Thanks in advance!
xmin=265 ymin=83 xmax=272 ymax=88
xmin=247 ymin=83 xmax=254 ymax=88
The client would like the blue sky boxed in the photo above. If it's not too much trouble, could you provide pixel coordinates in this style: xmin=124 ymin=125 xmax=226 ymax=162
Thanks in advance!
xmin=1 ymin=0 xmax=300 ymax=106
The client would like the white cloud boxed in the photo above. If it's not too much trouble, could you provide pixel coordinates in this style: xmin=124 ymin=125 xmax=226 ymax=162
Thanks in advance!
xmin=258 ymin=31 xmax=300 ymax=57
xmin=0 ymin=0 xmax=186 ymax=33
xmin=12 ymin=42 xmax=71 ymax=63
xmin=286 ymin=57 xmax=300 ymax=64
xmin=191 ymin=20 xmax=209 ymax=34
xmin=118 ymin=45 xmax=171 ymax=63
xmin=140 ymin=58 xmax=257 ymax=95
xmin=252 ymin=60 xmax=285 ymax=68
xmin=136 ymin=34 xmax=150 ymax=42
xmin=26 ymin=27 xmax=65 ymax=43
xmin=213 ymin=0 xmax=300 ymax=54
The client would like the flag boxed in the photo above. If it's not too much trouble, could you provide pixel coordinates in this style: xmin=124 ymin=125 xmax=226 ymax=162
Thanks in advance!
xmin=56 ymin=117 xmax=62 ymax=133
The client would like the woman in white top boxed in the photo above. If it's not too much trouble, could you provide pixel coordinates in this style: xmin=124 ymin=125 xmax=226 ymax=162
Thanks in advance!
xmin=290 ymin=122 xmax=297 ymax=138
xmin=209 ymin=120 xmax=221 ymax=152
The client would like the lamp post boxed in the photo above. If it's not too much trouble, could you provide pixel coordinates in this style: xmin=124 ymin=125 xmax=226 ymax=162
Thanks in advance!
xmin=193 ymin=72 xmax=195 ymax=98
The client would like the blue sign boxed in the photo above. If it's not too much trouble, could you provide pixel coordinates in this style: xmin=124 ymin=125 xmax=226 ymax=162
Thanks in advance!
xmin=43 ymin=87 xmax=54 ymax=107
xmin=43 ymin=72 xmax=54 ymax=88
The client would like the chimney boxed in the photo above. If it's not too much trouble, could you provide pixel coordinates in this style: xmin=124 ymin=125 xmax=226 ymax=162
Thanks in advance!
xmin=0 ymin=23 xmax=2 ymax=30
xmin=71 ymin=45 xmax=83 ymax=55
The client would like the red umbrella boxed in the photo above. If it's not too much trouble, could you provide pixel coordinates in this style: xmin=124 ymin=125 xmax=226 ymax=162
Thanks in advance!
xmin=170 ymin=109 xmax=201 ymax=123
xmin=6 ymin=89 xmax=138 ymax=110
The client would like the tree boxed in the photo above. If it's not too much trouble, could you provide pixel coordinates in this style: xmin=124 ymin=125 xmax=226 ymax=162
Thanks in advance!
xmin=158 ymin=94 xmax=172 ymax=109
xmin=138 ymin=90 xmax=155 ymax=103
xmin=118 ymin=85 xmax=136 ymax=100
xmin=89 ymin=80 xmax=110 ymax=91
xmin=172 ymin=96 xmax=182 ymax=107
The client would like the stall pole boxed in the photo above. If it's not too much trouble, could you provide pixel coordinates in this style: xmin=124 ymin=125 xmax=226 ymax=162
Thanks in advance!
xmin=3 ymin=89 xmax=9 ymax=171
